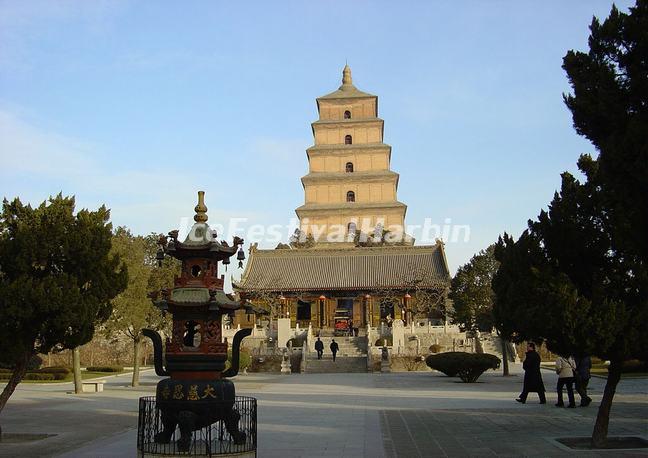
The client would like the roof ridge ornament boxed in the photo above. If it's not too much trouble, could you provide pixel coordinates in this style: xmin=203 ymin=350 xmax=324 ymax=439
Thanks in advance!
xmin=194 ymin=190 xmax=208 ymax=223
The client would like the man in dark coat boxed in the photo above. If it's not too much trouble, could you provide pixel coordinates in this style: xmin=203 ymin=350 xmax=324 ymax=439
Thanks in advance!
xmin=330 ymin=339 xmax=339 ymax=362
xmin=315 ymin=337 xmax=324 ymax=360
xmin=575 ymin=355 xmax=593 ymax=406
xmin=516 ymin=342 xmax=546 ymax=404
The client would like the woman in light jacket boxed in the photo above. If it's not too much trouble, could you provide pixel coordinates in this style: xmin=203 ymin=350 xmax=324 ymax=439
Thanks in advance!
xmin=555 ymin=355 xmax=576 ymax=408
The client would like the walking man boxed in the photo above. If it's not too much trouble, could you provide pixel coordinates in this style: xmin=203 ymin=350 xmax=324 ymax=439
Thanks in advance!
xmin=315 ymin=337 xmax=324 ymax=360
xmin=516 ymin=342 xmax=546 ymax=404
xmin=574 ymin=354 xmax=593 ymax=406
xmin=330 ymin=339 xmax=339 ymax=362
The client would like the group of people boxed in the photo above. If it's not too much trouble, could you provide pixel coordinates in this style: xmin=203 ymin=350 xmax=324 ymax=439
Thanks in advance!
xmin=314 ymin=337 xmax=339 ymax=361
xmin=517 ymin=342 xmax=593 ymax=408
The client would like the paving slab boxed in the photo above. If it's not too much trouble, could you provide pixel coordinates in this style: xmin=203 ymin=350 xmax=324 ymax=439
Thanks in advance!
xmin=0 ymin=364 xmax=646 ymax=457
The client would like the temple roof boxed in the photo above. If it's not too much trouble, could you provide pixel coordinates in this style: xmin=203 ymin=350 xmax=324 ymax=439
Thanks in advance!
xmin=235 ymin=243 xmax=450 ymax=292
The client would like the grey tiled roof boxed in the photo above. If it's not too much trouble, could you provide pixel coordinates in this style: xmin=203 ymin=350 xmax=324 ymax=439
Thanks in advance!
xmin=236 ymin=244 xmax=450 ymax=292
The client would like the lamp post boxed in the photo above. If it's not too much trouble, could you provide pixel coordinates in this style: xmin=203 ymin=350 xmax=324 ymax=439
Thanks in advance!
xmin=318 ymin=295 xmax=326 ymax=328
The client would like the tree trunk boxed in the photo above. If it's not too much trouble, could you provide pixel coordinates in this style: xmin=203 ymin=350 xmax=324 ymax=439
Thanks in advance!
xmin=501 ymin=338 xmax=510 ymax=376
xmin=474 ymin=334 xmax=483 ymax=353
xmin=131 ymin=336 xmax=141 ymax=387
xmin=591 ymin=359 xmax=622 ymax=448
xmin=73 ymin=347 xmax=82 ymax=394
xmin=0 ymin=352 xmax=30 ymax=414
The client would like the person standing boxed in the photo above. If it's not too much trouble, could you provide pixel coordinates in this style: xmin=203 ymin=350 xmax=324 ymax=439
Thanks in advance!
xmin=314 ymin=337 xmax=324 ymax=360
xmin=516 ymin=342 xmax=546 ymax=404
xmin=574 ymin=355 xmax=593 ymax=407
xmin=330 ymin=339 xmax=339 ymax=362
xmin=555 ymin=355 xmax=577 ymax=408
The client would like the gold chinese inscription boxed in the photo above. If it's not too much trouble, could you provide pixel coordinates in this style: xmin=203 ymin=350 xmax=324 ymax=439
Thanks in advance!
xmin=202 ymin=384 xmax=218 ymax=399
xmin=161 ymin=385 xmax=171 ymax=400
xmin=173 ymin=385 xmax=184 ymax=400
xmin=187 ymin=385 xmax=200 ymax=401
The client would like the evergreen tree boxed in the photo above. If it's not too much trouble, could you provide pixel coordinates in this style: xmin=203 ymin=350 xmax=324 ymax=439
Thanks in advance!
xmin=450 ymin=245 xmax=514 ymax=374
xmin=450 ymin=245 xmax=498 ymax=336
xmin=103 ymin=229 xmax=174 ymax=387
xmin=493 ymin=2 xmax=647 ymax=446
xmin=0 ymin=195 xmax=127 ymax=413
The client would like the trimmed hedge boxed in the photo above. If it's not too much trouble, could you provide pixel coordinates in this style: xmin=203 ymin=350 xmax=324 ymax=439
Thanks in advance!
xmin=425 ymin=352 xmax=501 ymax=383
xmin=86 ymin=366 xmax=123 ymax=373
xmin=0 ymin=355 xmax=43 ymax=371
xmin=0 ymin=372 xmax=66 ymax=381
xmin=35 ymin=366 xmax=71 ymax=375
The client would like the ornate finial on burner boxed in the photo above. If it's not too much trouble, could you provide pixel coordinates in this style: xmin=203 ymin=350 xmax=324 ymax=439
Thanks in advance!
xmin=194 ymin=191 xmax=208 ymax=223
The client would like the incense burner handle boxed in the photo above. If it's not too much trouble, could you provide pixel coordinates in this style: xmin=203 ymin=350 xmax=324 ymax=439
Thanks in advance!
xmin=142 ymin=328 xmax=169 ymax=376
xmin=222 ymin=328 xmax=252 ymax=378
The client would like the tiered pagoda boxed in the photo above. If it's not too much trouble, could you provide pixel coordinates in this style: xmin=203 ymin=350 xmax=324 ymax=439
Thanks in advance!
xmin=235 ymin=66 xmax=450 ymax=333
xmin=296 ymin=64 xmax=408 ymax=242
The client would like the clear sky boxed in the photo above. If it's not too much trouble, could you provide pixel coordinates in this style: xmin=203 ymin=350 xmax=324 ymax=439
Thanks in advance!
xmin=0 ymin=0 xmax=634 ymax=274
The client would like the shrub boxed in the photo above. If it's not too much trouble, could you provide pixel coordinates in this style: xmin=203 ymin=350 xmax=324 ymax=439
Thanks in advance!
xmin=287 ymin=335 xmax=306 ymax=348
xmin=249 ymin=355 xmax=282 ymax=372
xmin=0 ymin=355 xmax=43 ymax=371
xmin=429 ymin=344 xmax=442 ymax=353
xmin=35 ymin=366 xmax=71 ymax=375
xmin=86 ymin=366 xmax=123 ymax=373
xmin=425 ymin=352 xmax=501 ymax=382
xmin=0 ymin=372 xmax=63 ymax=381
xmin=226 ymin=349 xmax=251 ymax=372
xmin=375 ymin=336 xmax=392 ymax=346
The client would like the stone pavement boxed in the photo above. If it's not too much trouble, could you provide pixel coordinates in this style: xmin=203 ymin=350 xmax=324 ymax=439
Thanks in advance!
xmin=0 ymin=365 xmax=646 ymax=457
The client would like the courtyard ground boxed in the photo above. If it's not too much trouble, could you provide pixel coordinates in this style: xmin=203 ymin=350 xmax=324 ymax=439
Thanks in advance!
xmin=0 ymin=363 xmax=646 ymax=457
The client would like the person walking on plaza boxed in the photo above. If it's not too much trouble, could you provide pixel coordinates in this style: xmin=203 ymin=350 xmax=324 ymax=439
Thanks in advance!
xmin=574 ymin=354 xmax=593 ymax=406
xmin=330 ymin=339 xmax=339 ymax=362
xmin=315 ymin=337 xmax=324 ymax=360
xmin=555 ymin=354 xmax=577 ymax=408
xmin=516 ymin=342 xmax=546 ymax=404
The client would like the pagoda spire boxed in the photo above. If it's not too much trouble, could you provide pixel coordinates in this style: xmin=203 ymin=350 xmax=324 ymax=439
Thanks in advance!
xmin=194 ymin=190 xmax=208 ymax=223
xmin=341 ymin=64 xmax=352 ymax=89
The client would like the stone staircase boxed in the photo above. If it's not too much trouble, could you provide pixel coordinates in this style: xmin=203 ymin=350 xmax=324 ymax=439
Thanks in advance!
xmin=305 ymin=336 xmax=368 ymax=373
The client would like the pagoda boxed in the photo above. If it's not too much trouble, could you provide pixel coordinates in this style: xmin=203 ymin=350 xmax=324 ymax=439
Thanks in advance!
xmin=295 ymin=65 xmax=408 ymax=243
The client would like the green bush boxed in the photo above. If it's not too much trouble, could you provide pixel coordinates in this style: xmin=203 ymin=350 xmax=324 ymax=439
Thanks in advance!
xmin=375 ymin=336 xmax=393 ymax=346
xmin=226 ymin=349 xmax=251 ymax=372
xmin=35 ymin=366 xmax=71 ymax=375
xmin=27 ymin=373 xmax=55 ymax=381
xmin=0 ymin=355 xmax=43 ymax=371
xmin=86 ymin=366 xmax=123 ymax=373
xmin=287 ymin=335 xmax=306 ymax=348
xmin=425 ymin=352 xmax=501 ymax=382
xmin=0 ymin=372 xmax=64 ymax=381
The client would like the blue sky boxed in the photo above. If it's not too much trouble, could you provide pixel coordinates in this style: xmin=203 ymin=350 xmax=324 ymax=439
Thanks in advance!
xmin=0 ymin=0 xmax=633 ymax=274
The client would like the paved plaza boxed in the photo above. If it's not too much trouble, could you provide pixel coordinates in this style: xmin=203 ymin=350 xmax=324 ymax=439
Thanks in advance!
xmin=0 ymin=364 xmax=646 ymax=457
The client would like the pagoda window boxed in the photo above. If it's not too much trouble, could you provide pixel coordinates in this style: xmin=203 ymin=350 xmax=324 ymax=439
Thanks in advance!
xmin=344 ymin=110 xmax=351 ymax=119
xmin=345 ymin=135 xmax=352 ymax=145
xmin=346 ymin=191 xmax=355 ymax=202
xmin=345 ymin=162 xmax=354 ymax=173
